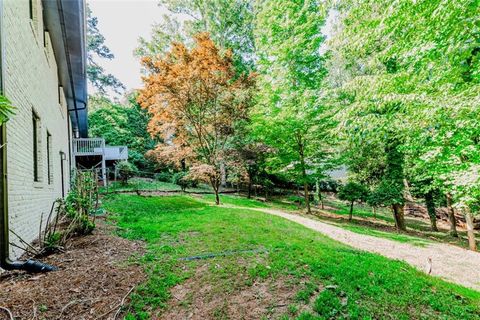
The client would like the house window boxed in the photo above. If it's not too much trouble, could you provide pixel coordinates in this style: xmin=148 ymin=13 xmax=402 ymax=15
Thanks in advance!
xmin=47 ymin=131 xmax=52 ymax=184
xmin=32 ymin=111 xmax=40 ymax=182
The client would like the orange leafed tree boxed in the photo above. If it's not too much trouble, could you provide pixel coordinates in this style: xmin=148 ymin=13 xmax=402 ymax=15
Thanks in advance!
xmin=137 ymin=33 xmax=255 ymax=204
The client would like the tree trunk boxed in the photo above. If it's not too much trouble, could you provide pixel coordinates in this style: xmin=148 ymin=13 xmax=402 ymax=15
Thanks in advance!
xmin=297 ymin=134 xmax=311 ymax=214
xmin=303 ymin=182 xmax=311 ymax=214
xmin=392 ymin=204 xmax=406 ymax=231
xmin=349 ymin=201 xmax=354 ymax=221
xmin=316 ymin=179 xmax=324 ymax=209
xmin=372 ymin=207 xmax=377 ymax=219
xmin=247 ymin=178 xmax=252 ymax=199
xmin=214 ymin=188 xmax=220 ymax=205
xmin=403 ymin=179 xmax=414 ymax=202
xmin=210 ymin=178 xmax=220 ymax=205
xmin=424 ymin=191 xmax=438 ymax=232
xmin=446 ymin=193 xmax=458 ymax=237
xmin=220 ymin=162 xmax=226 ymax=187
xmin=464 ymin=207 xmax=477 ymax=251
xmin=319 ymin=191 xmax=324 ymax=210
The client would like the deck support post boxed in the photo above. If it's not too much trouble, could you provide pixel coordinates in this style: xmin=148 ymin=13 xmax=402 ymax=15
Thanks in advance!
xmin=101 ymin=139 xmax=107 ymax=186
xmin=101 ymin=155 xmax=106 ymax=186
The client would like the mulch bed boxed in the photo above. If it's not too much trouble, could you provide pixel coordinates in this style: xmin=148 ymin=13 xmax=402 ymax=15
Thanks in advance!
xmin=0 ymin=216 xmax=145 ymax=320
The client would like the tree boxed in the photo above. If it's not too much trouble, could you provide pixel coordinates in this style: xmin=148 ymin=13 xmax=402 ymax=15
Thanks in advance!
xmin=88 ymin=94 xmax=157 ymax=170
xmin=157 ymin=0 xmax=256 ymax=74
xmin=87 ymin=4 xmax=125 ymax=94
xmin=135 ymin=15 xmax=185 ymax=61
xmin=137 ymin=33 xmax=255 ymax=204
xmin=338 ymin=182 xmax=369 ymax=221
xmin=324 ymin=0 xmax=478 ymax=233
xmin=253 ymin=0 xmax=331 ymax=214
xmin=325 ymin=0 xmax=479 ymax=246
xmin=234 ymin=142 xmax=271 ymax=199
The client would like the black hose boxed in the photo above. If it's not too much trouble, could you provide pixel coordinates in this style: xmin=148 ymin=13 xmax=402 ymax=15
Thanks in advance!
xmin=2 ymin=259 xmax=58 ymax=272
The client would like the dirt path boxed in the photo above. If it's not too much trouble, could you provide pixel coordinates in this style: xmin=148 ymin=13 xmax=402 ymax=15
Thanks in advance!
xmin=233 ymin=206 xmax=480 ymax=291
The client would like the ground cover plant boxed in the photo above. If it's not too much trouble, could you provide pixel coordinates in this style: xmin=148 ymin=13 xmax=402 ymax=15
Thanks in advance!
xmin=104 ymin=194 xmax=480 ymax=319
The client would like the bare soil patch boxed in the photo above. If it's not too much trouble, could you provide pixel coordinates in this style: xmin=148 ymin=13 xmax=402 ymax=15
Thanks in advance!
xmin=0 ymin=217 xmax=145 ymax=320
xmin=161 ymin=260 xmax=300 ymax=320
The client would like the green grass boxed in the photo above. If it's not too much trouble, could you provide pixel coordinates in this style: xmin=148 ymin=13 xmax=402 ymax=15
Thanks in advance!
xmin=103 ymin=194 xmax=480 ymax=319
xmin=201 ymin=194 xmax=298 ymax=210
xmin=336 ymin=223 xmax=432 ymax=247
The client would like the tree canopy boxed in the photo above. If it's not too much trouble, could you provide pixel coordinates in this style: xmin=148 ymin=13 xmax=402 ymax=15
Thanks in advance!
xmin=137 ymin=33 xmax=255 ymax=204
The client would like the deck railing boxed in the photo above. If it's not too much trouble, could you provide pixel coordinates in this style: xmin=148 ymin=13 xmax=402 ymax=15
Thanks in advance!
xmin=104 ymin=146 xmax=129 ymax=160
xmin=73 ymin=138 xmax=105 ymax=156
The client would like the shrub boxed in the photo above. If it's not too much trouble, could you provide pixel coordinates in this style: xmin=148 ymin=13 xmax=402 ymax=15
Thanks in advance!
xmin=287 ymin=195 xmax=305 ymax=205
xmin=171 ymin=171 xmax=198 ymax=191
xmin=32 ymin=171 xmax=99 ymax=256
xmin=116 ymin=161 xmax=138 ymax=185
xmin=64 ymin=170 xmax=98 ymax=235
xmin=154 ymin=171 xmax=172 ymax=182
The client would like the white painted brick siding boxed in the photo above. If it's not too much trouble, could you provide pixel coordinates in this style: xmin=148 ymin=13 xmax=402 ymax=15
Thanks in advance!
xmin=3 ymin=0 xmax=72 ymax=258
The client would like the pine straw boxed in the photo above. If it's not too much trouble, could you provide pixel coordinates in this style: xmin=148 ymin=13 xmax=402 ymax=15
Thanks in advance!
xmin=0 ymin=217 xmax=145 ymax=320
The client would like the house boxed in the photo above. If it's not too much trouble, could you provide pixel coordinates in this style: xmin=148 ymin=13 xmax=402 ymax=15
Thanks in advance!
xmin=0 ymin=0 xmax=88 ymax=269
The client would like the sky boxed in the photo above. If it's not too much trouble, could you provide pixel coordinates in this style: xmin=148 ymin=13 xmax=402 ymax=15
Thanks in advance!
xmin=87 ymin=0 xmax=169 ymax=94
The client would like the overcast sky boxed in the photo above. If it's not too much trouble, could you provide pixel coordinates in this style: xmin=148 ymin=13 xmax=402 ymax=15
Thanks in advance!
xmin=87 ymin=0 xmax=168 ymax=94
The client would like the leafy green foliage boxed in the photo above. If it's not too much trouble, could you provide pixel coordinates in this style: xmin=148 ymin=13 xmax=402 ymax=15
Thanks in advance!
xmin=252 ymin=0 xmax=336 ymax=212
xmin=0 ymin=94 xmax=14 ymax=123
xmin=171 ymin=171 xmax=198 ymax=191
xmin=88 ymin=94 xmax=157 ymax=170
xmin=116 ymin=161 xmax=138 ymax=186
xmin=338 ymin=181 xmax=369 ymax=219
xmin=65 ymin=171 xmax=98 ymax=235
xmin=158 ymin=0 xmax=256 ymax=74
xmin=338 ymin=182 xmax=369 ymax=205
xmin=325 ymin=0 xmax=480 ymax=212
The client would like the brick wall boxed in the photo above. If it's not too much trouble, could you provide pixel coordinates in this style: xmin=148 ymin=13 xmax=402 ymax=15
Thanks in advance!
xmin=3 ymin=0 xmax=72 ymax=258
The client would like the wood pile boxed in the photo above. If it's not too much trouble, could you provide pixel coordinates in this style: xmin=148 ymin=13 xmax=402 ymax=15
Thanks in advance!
xmin=405 ymin=202 xmax=480 ymax=230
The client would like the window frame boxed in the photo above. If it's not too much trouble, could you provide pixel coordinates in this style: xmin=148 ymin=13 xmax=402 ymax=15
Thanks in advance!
xmin=46 ymin=131 xmax=52 ymax=185
xmin=32 ymin=111 xmax=40 ymax=182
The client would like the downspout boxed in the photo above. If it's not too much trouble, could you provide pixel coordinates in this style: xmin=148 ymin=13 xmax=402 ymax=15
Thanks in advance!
xmin=0 ymin=0 xmax=56 ymax=272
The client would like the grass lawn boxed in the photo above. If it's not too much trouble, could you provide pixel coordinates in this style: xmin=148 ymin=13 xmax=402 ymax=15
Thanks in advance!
xmin=201 ymin=194 xmax=298 ymax=211
xmin=103 ymin=194 xmax=480 ymax=319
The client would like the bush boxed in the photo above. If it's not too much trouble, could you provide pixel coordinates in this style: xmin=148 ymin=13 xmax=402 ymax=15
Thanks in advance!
xmin=171 ymin=171 xmax=198 ymax=191
xmin=116 ymin=161 xmax=138 ymax=185
xmin=154 ymin=171 xmax=173 ymax=182
xmin=287 ymin=195 xmax=305 ymax=205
